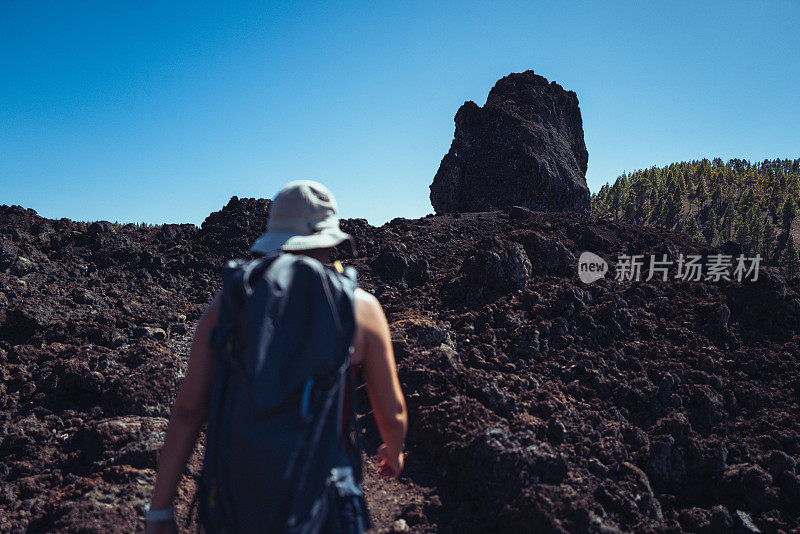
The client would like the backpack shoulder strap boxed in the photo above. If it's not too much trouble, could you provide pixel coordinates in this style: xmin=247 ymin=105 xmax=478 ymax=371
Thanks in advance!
xmin=211 ymin=253 xmax=281 ymax=355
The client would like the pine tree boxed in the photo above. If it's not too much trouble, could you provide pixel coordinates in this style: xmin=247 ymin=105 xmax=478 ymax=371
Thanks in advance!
xmin=703 ymin=217 xmax=718 ymax=244
xmin=741 ymin=189 xmax=755 ymax=214
xmin=788 ymin=172 xmax=800 ymax=200
xmin=780 ymin=237 xmax=800 ymax=277
xmin=684 ymin=216 xmax=702 ymax=241
xmin=761 ymin=220 xmax=776 ymax=260
xmin=749 ymin=216 xmax=764 ymax=255
xmin=782 ymin=197 xmax=797 ymax=231
xmin=665 ymin=189 xmax=682 ymax=228
xmin=722 ymin=201 xmax=736 ymax=240
xmin=711 ymin=183 xmax=723 ymax=213
xmin=769 ymin=186 xmax=782 ymax=220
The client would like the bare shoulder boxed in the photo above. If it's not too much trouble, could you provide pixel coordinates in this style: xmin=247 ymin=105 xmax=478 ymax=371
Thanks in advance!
xmin=351 ymin=288 xmax=387 ymax=365
xmin=354 ymin=287 xmax=382 ymax=320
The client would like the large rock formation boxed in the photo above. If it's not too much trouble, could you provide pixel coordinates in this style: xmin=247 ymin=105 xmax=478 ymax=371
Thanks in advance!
xmin=430 ymin=70 xmax=590 ymax=214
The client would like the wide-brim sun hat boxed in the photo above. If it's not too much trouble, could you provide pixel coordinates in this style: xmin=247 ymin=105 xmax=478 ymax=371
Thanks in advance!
xmin=250 ymin=180 xmax=355 ymax=255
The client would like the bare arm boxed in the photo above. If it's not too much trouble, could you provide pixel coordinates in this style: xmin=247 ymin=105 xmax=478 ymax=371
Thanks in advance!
xmin=352 ymin=288 xmax=407 ymax=476
xmin=150 ymin=292 xmax=220 ymax=509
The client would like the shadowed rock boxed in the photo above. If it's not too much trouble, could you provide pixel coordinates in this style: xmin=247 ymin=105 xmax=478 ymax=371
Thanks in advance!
xmin=430 ymin=70 xmax=589 ymax=214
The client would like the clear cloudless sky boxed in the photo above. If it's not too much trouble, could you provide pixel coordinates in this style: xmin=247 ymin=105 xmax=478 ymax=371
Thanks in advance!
xmin=1 ymin=1 xmax=798 ymax=226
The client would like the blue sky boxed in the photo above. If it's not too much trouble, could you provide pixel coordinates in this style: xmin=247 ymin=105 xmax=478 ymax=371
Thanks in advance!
xmin=1 ymin=1 xmax=798 ymax=226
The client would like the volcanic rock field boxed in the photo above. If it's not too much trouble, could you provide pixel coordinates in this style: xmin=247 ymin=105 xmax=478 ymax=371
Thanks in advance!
xmin=2 ymin=198 xmax=800 ymax=533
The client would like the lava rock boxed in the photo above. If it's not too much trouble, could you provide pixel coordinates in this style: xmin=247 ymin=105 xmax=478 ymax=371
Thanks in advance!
xmin=467 ymin=427 xmax=568 ymax=490
xmin=462 ymin=237 xmax=532 ymax=291
xmin=370 ymin=246 xmax=430 ymax=286
xmin=430 ymin=70 xmax=590 ymax=214
xmin=689 ymin=384 xmax=726 ymax=435
xmin=10 ymin=257 xmax=36 ymax=276
xmin=646 ymin=435 xmax=686 ymax=489
xmin=723 ymin=463 xmax=779 ymax=512
xmin=132 ymin=326 xmax=167 ymax=341
xmin=726 ymin=268 xmax=800 ymax=336
xmin=678 ymin=507 xmax=713 ymax=532
xmin=4 ymin=195 xmax=800 ymax=532
xmin=762 ymin=450 xmax=796 ymax=477
xmin=0 ymin=239 xmax=20 ymax=270
xmin=687 ymin=438 xmax=728 ymax=477
xmin=516 ymin=231 xmax=576 ymax=276
xmin=73 ymin=416 xmax=168 ymax=470
xmin=4 ymin=303 xmax=54 ymax=343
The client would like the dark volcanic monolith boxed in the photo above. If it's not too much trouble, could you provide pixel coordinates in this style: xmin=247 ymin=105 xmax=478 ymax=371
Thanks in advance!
xmin=430 ymin=70 xmax=590 ymax=214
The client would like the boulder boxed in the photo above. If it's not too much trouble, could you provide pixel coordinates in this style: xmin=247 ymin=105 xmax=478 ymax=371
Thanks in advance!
xmin=723 ymin=463 xmax=779 ymax=512
xmin=469 ymin=427 xmax=568 ymax=485
xmin=4 ymin=303 xmax=54 ymax=343
xmin=462 ymin=237 xmax=532 ymax=292
xmin=430 ymin=70 xmax=589 ymax=214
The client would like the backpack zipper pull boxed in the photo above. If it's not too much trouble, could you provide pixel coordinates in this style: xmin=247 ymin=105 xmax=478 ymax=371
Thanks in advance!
xmin=300 ymin=379 xmax=314 ymax=422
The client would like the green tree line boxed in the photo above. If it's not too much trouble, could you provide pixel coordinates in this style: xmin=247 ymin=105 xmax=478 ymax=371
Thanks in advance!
xmin=591 ymin=158 xmax=800 ymax=275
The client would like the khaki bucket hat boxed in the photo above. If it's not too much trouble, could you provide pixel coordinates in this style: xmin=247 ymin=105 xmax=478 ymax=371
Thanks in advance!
xmin=250 ymin=180 xmax=354 ymax=255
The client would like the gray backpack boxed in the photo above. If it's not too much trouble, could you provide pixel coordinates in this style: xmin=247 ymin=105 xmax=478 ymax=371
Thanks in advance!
xmin=198 ymin=252 xmax=367 ymax=533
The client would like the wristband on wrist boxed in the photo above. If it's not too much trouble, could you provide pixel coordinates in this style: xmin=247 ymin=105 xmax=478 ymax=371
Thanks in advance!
xmin=145 ymin=504 xmax=175 ymax=522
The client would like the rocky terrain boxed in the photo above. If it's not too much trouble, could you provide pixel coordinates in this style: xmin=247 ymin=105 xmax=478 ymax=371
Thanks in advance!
xmin=2 ymin=197 xmax=800 ymax=533
xmin=430 ymin=70 xmax=590 ymax=214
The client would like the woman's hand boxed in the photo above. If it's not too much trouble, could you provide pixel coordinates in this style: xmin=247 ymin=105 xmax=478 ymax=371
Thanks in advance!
xmin=377 ymin=443 xmax=404 ymax=478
